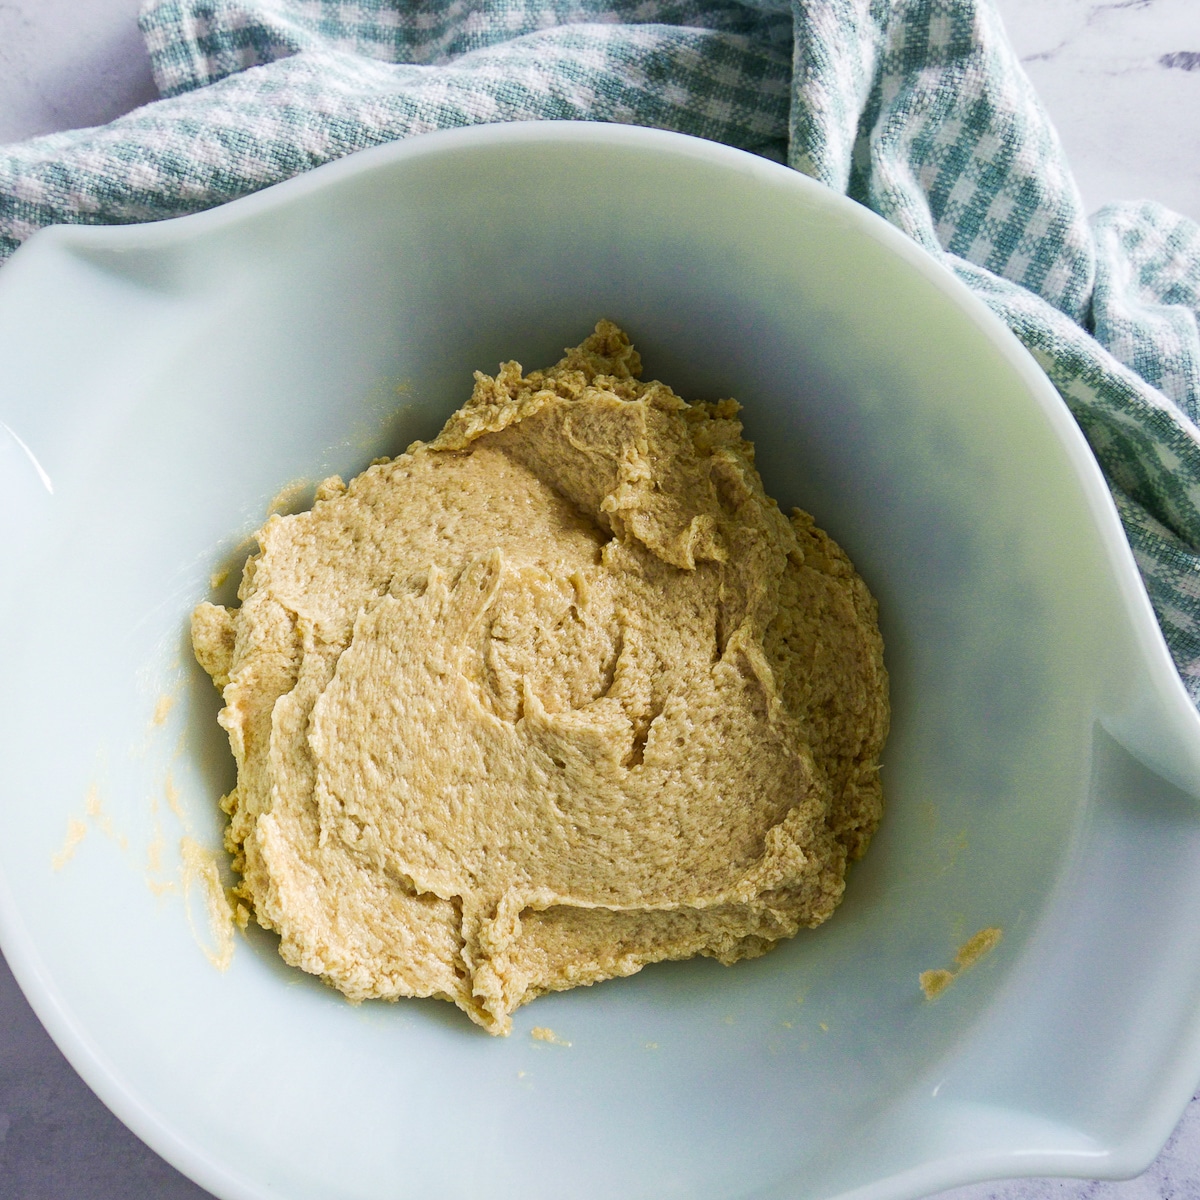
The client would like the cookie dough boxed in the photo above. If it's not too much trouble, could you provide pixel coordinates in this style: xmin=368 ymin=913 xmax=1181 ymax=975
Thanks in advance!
xmin=193 ymin=321 xmax=888 ymax=1035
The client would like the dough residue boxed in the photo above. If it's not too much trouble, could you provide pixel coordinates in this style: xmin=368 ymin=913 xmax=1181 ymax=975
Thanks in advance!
xmin=51 ymin=818 xmax=87 ymax=871
xmin=181 ymin=836 xmax=237 ymax=972
xmin=192 ymin=321 xmax=888 ymax=1034
xmin=920 ymin=926 xmax=1003 ymax=999
xmin=152 ymin=694 xmax=176 ymax=726
xmin=530 ymin=1026 xmax=571 ymax=1046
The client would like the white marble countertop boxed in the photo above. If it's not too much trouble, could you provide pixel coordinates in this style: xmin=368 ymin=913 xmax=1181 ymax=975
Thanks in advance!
xmin=998 ymin=0 xmax=1198 ymax=225
xmin=0 ymin=2 xmax=1197 ymax=1198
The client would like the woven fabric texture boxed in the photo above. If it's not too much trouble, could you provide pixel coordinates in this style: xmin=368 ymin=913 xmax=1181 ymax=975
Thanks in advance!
xmin=2 ymin=0 xmax=1199 ymax=694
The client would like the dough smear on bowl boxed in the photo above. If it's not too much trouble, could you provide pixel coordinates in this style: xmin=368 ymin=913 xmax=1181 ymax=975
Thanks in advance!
xmin=192 ymin=321 xmax=889 ymax=1035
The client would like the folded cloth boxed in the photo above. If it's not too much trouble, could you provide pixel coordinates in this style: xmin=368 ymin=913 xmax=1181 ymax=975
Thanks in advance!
xmin=2 ymin=0 xmax=1199 ymax=695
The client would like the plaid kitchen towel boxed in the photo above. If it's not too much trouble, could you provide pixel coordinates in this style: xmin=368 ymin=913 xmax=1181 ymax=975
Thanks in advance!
xmin=2 ymin=0 xmax=1199 ymax=695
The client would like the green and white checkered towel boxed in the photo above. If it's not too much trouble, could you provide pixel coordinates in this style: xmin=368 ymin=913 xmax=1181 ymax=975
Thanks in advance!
xmin=3 ymin=0 xmax=1199 ymax=697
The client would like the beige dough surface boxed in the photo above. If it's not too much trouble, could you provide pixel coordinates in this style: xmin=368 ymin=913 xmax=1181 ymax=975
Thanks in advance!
xmin=192 ymin=322 xmax=888 ymax=1035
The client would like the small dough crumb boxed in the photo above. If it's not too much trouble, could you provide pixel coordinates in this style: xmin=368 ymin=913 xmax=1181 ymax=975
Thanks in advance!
xmin=955 ymin=925 xmax=1003 ymax=970
xmin=918 ymin=968 xmax=955 ymax=1000
xmin=920 ymin=926 xmax=1003 ymax=999
xmin=193 ymin=321 xmax=889 ymax=1034
xmin=530 ymin=1026 xmax=572 ymax=1046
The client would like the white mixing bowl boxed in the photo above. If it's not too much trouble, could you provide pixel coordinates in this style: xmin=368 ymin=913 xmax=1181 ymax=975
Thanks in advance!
xmin=2 ymin=122 xmax=1200 ymax=1200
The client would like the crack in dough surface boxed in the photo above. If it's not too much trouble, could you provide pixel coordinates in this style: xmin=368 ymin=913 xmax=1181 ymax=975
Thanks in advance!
xmin=192 ymin=321 xmax=889 ymax=1034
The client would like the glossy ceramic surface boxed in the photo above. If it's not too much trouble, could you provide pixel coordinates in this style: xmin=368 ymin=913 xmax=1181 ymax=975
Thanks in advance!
xmin=1 ymin=123 xmax=1199 ymax=1200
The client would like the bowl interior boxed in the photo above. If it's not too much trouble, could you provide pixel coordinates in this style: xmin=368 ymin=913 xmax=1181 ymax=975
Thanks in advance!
xmin=0 ymin=124 xmax=1197 ymax=1200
